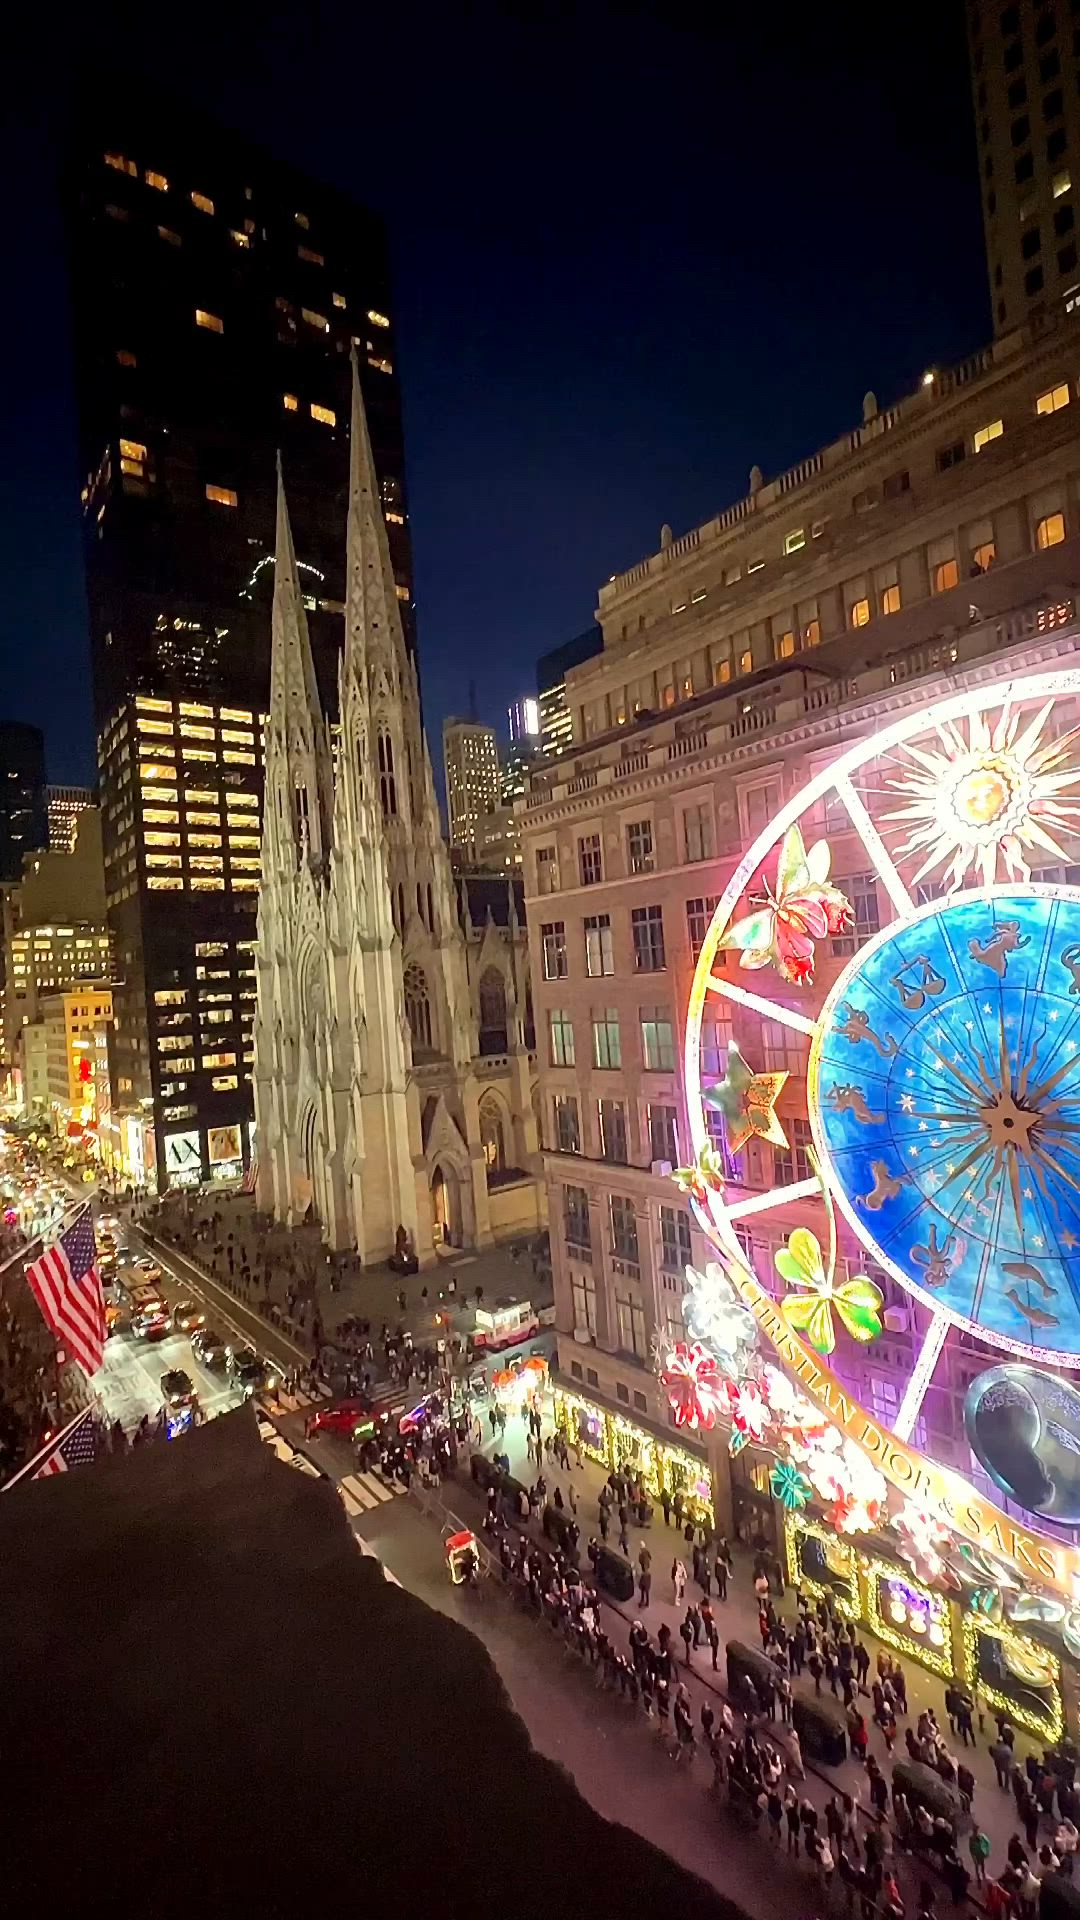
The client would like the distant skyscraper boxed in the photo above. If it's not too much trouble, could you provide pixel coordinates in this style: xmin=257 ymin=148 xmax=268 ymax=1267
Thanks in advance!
xmin=442 ymin=717 xmax=500 ymax=864
xmin=0 ymin=724 xmax=48 ymax=884
xmin=536 ymin=629 xmax=603 ymax=757
xmin=47 ymin=785 xmax=96 ymax=853
xmin=508 ymin=696 xmax=540 ymax=744
xmin=968 ymin=1 xmax=1080 ymax=334
xmin=65 ymin=87 xmax=414 ymax=1190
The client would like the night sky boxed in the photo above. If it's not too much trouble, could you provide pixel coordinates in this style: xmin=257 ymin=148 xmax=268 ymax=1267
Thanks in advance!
xmin=2 ymin=0 xmax=987 ymax=791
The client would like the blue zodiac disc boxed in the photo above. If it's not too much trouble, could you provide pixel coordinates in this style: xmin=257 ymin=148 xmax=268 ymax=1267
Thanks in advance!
xmin=810 ymin=887 xmax=1080 ymax=1357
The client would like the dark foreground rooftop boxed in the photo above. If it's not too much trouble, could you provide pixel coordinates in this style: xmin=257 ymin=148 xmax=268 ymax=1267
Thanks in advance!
xmin=0 ymin=1411 xmax=741 ymax=1917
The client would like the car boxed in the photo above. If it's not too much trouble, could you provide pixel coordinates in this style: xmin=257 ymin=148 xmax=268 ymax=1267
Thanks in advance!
xmin=304 ymin=1398 xmax=374 ymax=1440
xmin=191 ymin=1327 xmax=228 ymax=1369
xmin=226 ymin=1345 xmax=279 ymax=1398
xmin=131 ymin=1303 xmax=170 ymax=1341
xmin=160 ymin=1368 xmax=198 ymax=1411
xmin=104 ymin=1301 xmax=122 ymax=1339
xmin=172 ymin=1299 xmax=206 ymax=1333
xmin=133 ymin=1257 xmax=162 ymax=1284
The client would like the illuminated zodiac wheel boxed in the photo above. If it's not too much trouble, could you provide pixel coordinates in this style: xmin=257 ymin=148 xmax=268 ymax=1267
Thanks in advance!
xmin=684 ymin=671 xmax=1080 ymax=1426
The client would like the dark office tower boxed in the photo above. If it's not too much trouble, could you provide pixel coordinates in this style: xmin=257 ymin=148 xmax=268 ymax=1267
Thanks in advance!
xmin=65 ymin=90 xmax=414 ymax=1192
xmin=0 ymin=724 xmax=48 ymax=884
xmin=968 ymin=1 xmax=1080 ymax=335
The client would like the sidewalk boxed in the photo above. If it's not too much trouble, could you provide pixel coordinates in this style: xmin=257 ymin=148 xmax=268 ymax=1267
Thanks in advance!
xmin=462 ymin=1396 xmax=1055 ymax=1897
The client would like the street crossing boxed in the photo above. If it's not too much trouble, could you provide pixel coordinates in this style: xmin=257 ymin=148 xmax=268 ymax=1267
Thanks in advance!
xmin=338 ymin=1470 xmax=406 ymax=1515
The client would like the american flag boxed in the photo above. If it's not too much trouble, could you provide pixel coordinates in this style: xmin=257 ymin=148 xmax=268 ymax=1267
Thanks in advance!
xmin=242 ymin=1154 xmax=258 ymax=1195
xmin=25 ymin=1206 xmax=106 ymax=1378
xmin=2 ymin=1406 xmax=98 ymax=1490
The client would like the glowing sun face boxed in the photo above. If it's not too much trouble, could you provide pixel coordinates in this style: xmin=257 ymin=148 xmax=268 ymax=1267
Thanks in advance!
xmin=884 ymin=699 xmax=1080 ymax=891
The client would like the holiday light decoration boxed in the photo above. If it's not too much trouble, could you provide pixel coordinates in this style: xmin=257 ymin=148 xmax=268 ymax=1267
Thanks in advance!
xmin=660 ymin=1341 xmax=728 ymax=1431
xmin=672 ymin=1142 xmax=726 ymax=1205
xmin=682 ymin=1261 xmax=759 ymax=1378
xmin=702 ymin=1042 xmax=788 ymax=1155
xmin=882 ymin=698 xmax=1080 ymax=892
xmin=719 ymin=824 xmax=852 ymax=985
xmin=770 ymin=1459 xmax=812 ymax=1510
xmin=775 ymin=1223 xmax=882 ymax=1356
xmin=863 ymin=1557 xmax=953 ymax=1677
xmin=961 ymin=1612 xmax=1064 ymax=1744
xmin=890 ymin=1501 xmax=958 ymax=1589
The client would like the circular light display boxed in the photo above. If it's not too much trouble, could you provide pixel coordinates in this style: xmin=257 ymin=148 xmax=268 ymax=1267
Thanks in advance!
xmin=684 ymin=670 xmax=1080 ymax=1374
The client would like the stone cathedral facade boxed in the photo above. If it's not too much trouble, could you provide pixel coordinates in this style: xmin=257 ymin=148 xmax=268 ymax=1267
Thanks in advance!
xmin=253 ymin=364 xmax=543 ymax=1264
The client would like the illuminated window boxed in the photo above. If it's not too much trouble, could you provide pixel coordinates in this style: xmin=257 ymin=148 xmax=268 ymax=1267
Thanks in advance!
xmin=145 ymin=170 xmax=168 ymax=191
xmin=137 ymin=718 xmax=173 ymax=736
xmin=186 ymin=810 xmax=220 ymax=826
xmin=220 ymin=729 xmax=252 ymax=745
xmin=283 ymin=393 xmax=299 ymax=412
xmin=368 ymin=309 xmax=390 ymax=327
xmin=191 ymin=876 xmax=225 ymax=891
xmin=332 ymin=291 xmax=346 ymax=308
xmin=105 ymin=152 xmax=137 ymax=176
xmin=232 ymin=876 xmax=260 ymax=890
xmin=142 ymin=787 xmax=178 ymax=806
xmin=116 ymin=349 xmax=137 ymax=368
xmin=202 ymin=1051 xmax=237 ymax=1070
xmin=776 ymin=630 xmax=796 ymax=659
xmin=1037 ymin=511 xmax=1067 ymax=548
xmin=230 ymin=856 xmax=260 ymax=872
xmin=120 ymin=437 xmax=147 ymax=463
xmin=219 ymin=709 xmax=251 ymax=725
xmin=212 ymin=1074 xmax=239 ymax=1091
xmin=191 ymin=191 xmax=214 ymax=214
xmin=301 ymin=308 xmax=328 ymax=331
xmin=183 ymin=747 xmax=216 ymax=762
xmin=1037 ymin=383 xmax=1071 ymax=415
xmin=973 ymin=418 xmax=1004 ymax=451
xmin=137 ymin=695 xmax=172 ymax=712
xmin=205 ymin=485 xmax=237 ymax=507
xmin=157 ymin=226 xmax=181 ymax=246
xmin=144 ymin=832 xmax=181 ymax=848
xmin=230 ymin=229 xmax=250 ymax=248
xmin=180 ymin=722 xmax=214 ymax=739
xmin=227 ymin=792 xmax=258 ymax=807
xmin=1054 ymin=170 xmax=1072 ymax=197
xmin=386 ymin=509 xmax=404 ymax=525
xmin=229 ymin=833 xmax=259 ymax=849
xmin=146 ymin=853 xmax=182 ymax=870
xmin=394 ymin=584 xmax=410 ymax=603
xmin=189 ymin=832 xmax=223 ymax=849
xmin=223 ymin=750 xmax=255 ymax=765
xmin=929 ymin=536 xmax=959 ymax=593
xmin=298 ymin=245 xmax=324 ymax=265
xmin=148 ymin=876 xmax=183 ymax=891
xmin=738 ymin=649 xmax=752 ymax=674
xmin=849 ymin=598 xmax=871 ymax=628
xmin=195 ymin=310 xmax=223 ymax=333
xmin=368 ymin=356 xmax=393 ymax=375
xmin=783 ymin=527 xmax=806 ymax=555
xmin=880 ymin=582 xmax=901 ymax=615
xmin=179 ymin=702 xmax=213 ymax=717
xmin=310 ymin=403 xmax=336 ymax=426
xmin=140 ymin=763 xmax=176 ymax=782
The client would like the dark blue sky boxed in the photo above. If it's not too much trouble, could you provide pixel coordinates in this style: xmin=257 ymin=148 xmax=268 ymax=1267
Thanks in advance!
xmin=2 ymin=0 xmax=987 ymax=787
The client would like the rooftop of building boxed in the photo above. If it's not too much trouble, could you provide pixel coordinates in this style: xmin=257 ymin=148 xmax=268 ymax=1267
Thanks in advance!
xmin=0 ymin=1411 xmax=736 ymax=1918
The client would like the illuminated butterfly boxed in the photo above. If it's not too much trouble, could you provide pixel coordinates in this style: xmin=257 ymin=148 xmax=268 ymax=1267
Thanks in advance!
xmin=775 ymin=1227 xmax=883 ymax=1355
xmin=719 ymin=825 xmax=852 ymax=986
xmin=672 ymin=1143 xmax=725 ymax=1205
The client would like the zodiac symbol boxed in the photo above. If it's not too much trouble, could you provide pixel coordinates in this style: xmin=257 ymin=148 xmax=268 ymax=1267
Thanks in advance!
xmin=826 ymin=1085 xmax=885 ymax=1125
xmin=858 ymin=1160 xmax=906 ymax=1211
xmin=911 ymin=1224 xmax=958 ymax=1289
xmin=1002 ymin=1257 xmax=1060 ymax=1329
xmin=889 ymin=954 xmax=946 ymax=1012
xmin=969 ymin=921 xmax=1029 ymax=979
xmin=1061 ymin=945 xmax=1080 ymax=996
xmin=834 ymin=1005 xmax=899 ymax=1059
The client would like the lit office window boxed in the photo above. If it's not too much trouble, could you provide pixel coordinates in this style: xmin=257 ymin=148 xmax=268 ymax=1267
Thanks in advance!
xmin=195 ymin=310 xmax=224 ymax=333
xmin=368 ymin=309 xmax=390 ymax=327
xmin=191 ymin=191 xmax=214 ymax=213
xmin=205 ymin=485 xmax=237 ymax=507
xmin=145 ymin=170 xmax=168 ymax=191
xmin=310 ymin=403 xmax=336 ymax=426
xmin=973 ymin=418 xmax=1003 ymax=452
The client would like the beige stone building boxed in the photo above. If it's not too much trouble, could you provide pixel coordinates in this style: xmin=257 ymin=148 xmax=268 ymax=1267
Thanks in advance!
xmin=2 ymin=807 xmax=111 ymax=1063
xmin=42 ymin=987 xmax=114 ymax=1128
xmin=520 ymin=306 xmax=1080 ymax=1466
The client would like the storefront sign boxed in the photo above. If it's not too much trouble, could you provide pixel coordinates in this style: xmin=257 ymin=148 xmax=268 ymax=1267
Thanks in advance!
xmin=730 ymin=1265 xmax=1080 ymax=1601
xmin=208 ymin=1125 xmax=242 ymax=1166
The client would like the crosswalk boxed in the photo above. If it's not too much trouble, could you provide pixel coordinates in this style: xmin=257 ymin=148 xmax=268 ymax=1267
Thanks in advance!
xmin=261 ymin=1384 xmax=332 ymax=1414
xmin=338 ymin=1469 xmax=407 ymax=1516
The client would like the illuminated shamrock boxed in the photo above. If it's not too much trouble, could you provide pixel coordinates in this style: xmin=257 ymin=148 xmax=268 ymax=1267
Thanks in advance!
xmin=672 ymin=1143 xmax=725 ymax=1206
xmin=775 ymin=1227 xmax=882 ymax=1355
xmin=682 ymin=1262 xmax=759 ymax=1378
xmin=719 ymin=825 xmax=853 ymax=987
xmin=770 ymin=1460 xmax=812 ymax=1511
xmin=660 ymin=1341 xmax=727 ymax=1432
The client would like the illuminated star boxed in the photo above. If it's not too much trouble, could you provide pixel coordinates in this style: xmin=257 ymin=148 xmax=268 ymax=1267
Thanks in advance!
xmin=946 ymin=1164 xmax=956 ymax=1175
xmin=1050 ymin=1011 xmax=1061 ymax=1023
xmin=900 ymin=1094 xmax=914 ymax=1112
xmin=919 ymin=1121 xmax=928 ymax=1132
xmin=1034 ymin=1236 xmax=1045 ymax=1249
xmin=906 ymin=1069 xmax=915 ymax=1080
xmin=908 ymin=1145 xmax=920 ymax=1158
xmin=983 ymin=1004 xmax=993 ymax=1015
xmin=1068 ymin=1042 xmax=1078 ymax=1055
xmin=1023 ymin=1188 xmax=1033 ymax=1200
xmin=965 ymin=1021 xmax=974 ymax=1033
xmin=703 ymin=1042 xmax=789 ymax=1155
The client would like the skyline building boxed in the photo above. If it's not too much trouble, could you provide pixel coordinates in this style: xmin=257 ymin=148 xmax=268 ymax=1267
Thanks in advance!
xmin=536 ymin=629 xmax=603 ymax=758
xmin=47 ymin=785 xmax=96 ymax=853
xmin=442 ymin=716 xmax=501 ymax=865
xmin=0 ymin=723 xmax=48 ymax=885
xmin=969 ymin=0 xmax=1080 ymax=335
xmin=65 ymin=89 xmax=414 ymax=1189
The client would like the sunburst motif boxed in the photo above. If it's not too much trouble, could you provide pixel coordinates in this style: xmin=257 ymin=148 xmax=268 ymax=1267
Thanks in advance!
xmin=883 ymin=699 xmax=1080 ymax=892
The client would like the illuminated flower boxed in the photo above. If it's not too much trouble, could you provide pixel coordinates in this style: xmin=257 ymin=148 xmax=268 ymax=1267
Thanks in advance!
xmin=660 ymin=1341 xmax=727 ymax=1432
xmin=719 ymin=825 xmax=852 ymax=987
xmin=770 ymin=1460 xmax=812 ymax=1511
xmin=730 ymin=1380 xmax=770 ymax=1442
xmin=682 ymin=1262 xmax=759 ymax=1378
xmin=892 ymin=1500 xmax=953 ymax=1585
xmin=883 ymin=697 xmax=1080 ymax=892
xmin=775 ymin=1227 xmax=882 ymax=1355
xmin=672 ymin=1143 xmax=725 ymax=1206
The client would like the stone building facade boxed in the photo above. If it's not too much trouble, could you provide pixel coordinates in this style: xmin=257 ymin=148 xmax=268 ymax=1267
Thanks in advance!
xmin=520 ymin=307 xmax=1080 ymax=1469
xmin=254 ymin=363 xmax=542 ymax=1262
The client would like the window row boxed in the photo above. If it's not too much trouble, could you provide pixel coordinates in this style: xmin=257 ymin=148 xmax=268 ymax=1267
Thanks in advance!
xmin=561 ymin=1182 xmax=692 ymax=1275
xmin=535 ymin=805 xmax=713 ymax=896
xmin=550 ymin=1091 xmax=681 ymax=1166
xmin=547 ymin=1003 xmax=675 ymax=1073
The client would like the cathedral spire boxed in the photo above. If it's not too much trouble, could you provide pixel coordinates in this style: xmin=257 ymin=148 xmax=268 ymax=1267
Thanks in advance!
xmin=343 ymin=350 xmax=408 ymax=694
xmin=265 ymin=458 xmax=334 ymax=870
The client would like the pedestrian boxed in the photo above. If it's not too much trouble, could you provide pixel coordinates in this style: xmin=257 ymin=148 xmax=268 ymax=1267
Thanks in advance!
xmin=688 ymin=1602 xmax=702 ymax=1648
xmin=956 ymin=1691 xmax=975 ymax=1747
xmin=568 ymin=1483 xmax=577 ymax=1516
xmin=679 ymin=1610 xmax=694 ymax=1666
xmin=767 ymin=1787 xmax=783 ymax=1845
xmin=638 ymin=1567 xmax=651 ymax=1607
xmin=618 ymin=1517 xmax=629 ymax=1556
xmin=992 ymin=1735 xmax=1014 ymax=1790
xmin=957 ymin=1762 xmax=975 ymax=1815
xmin=785 ymin=1785 xmax=801 ymax=1855
xmin=969 ymin=1825 xmax=991 ymax=1886
xmin=707 ymin=1617 xmax=720 ymax=1671
xmin=659 ymin=1484 xmax=671 ymax=1526
xmin=672 ymin=1556 xmax=687 ymax=1604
